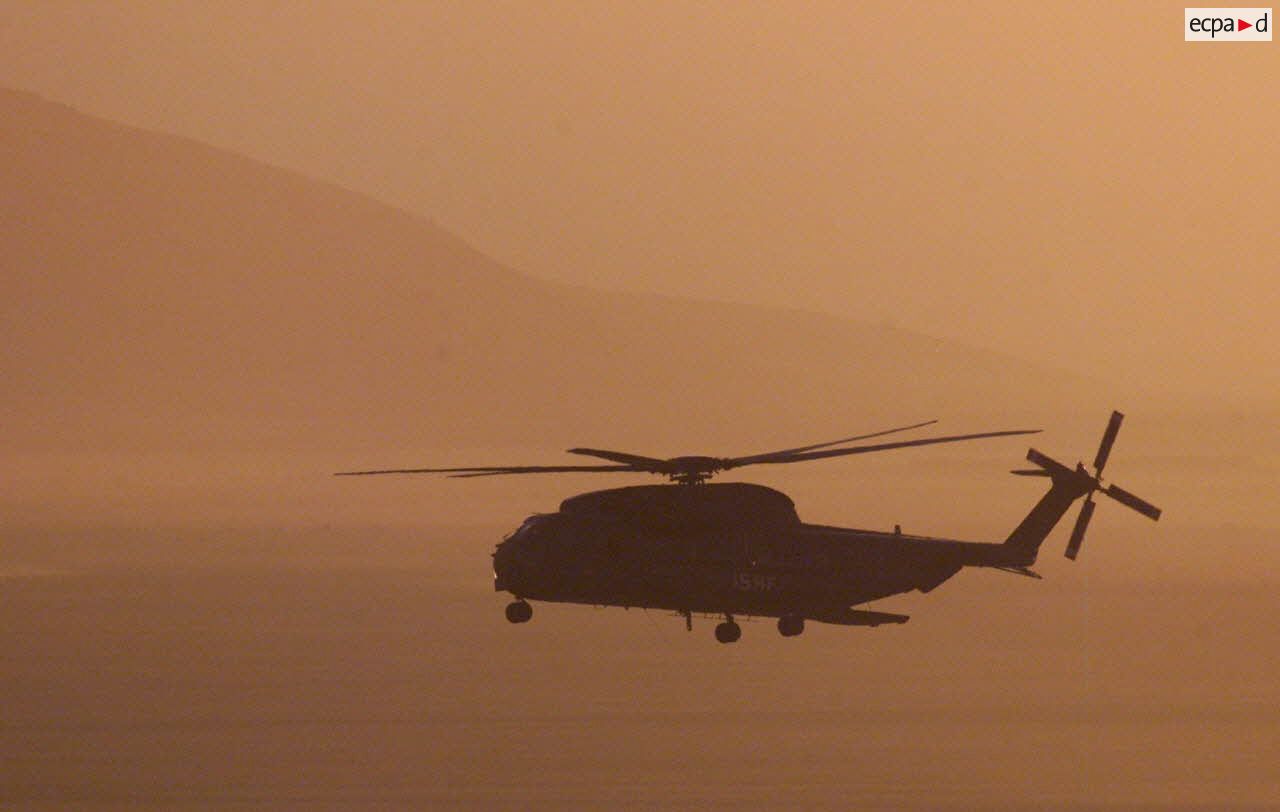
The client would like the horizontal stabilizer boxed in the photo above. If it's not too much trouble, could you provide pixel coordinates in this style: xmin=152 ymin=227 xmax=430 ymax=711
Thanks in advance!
xmin=993 ymin=565 xmax=1043 ymax=579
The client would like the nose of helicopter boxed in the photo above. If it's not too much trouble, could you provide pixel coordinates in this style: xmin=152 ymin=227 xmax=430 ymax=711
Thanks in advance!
xmin=492 ymin=541 xmax=516 ymax=592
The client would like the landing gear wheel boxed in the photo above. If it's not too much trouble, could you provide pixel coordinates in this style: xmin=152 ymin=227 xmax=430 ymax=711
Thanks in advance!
xmin=777 ymin=615 xmax=805 ymax=637
xmin=714 ymin=620 xmax=741 ymax=644
xmin=505 ymin=600 xmax=533 ymax=624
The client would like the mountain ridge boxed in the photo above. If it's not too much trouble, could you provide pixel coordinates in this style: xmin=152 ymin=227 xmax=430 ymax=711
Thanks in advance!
xmin=3 ymin=86 xmax=1100 ymax=457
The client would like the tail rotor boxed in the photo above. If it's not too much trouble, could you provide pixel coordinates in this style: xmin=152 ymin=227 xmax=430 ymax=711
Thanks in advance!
xmin=1064 ymin=497 xmax=1096 ymax=560
xmin=1014 ymin=410 xmax=1162 ymax=560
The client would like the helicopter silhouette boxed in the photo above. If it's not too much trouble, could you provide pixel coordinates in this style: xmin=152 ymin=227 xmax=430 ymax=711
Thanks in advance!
xmin=337 ymin=412 xmax=1160 ymax=643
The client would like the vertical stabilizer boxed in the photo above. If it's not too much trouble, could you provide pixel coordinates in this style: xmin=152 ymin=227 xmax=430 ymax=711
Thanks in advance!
xmin=1002 ymin=456 xmax=1094 ymax=564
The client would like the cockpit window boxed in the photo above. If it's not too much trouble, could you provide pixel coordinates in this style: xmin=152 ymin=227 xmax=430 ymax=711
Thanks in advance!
xmin=505 ymin=514 xmax=549 ymax=542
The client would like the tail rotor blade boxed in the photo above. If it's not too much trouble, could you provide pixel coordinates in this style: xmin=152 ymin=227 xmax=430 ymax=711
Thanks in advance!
xmin=1025 ymin=448 xmax=1060 ymax=469
xmin=1105 ymin=484 xmax=1162 ymax=521
xmin=1093 ymin=411 xmax=1124 ymax=473
xmin=1065 ymin=497 xmax=1096 ymax=560
xmin=1024 ymin=448 xmax=1077 ymax=479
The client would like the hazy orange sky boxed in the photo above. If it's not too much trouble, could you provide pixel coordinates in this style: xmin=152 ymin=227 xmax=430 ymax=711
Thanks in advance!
xmin=2 ymin=1 xmax=1276 ymax=399
xmin=5 ymin=13 xmax=1280 ymax=807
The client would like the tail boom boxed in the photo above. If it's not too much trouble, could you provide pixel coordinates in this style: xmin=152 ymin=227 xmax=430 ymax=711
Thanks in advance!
xmin=1001 ymin=456 xmax=1095 ymax=565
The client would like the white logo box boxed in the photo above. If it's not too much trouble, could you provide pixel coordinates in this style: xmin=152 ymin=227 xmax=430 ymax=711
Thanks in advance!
xmin=1185 ymin=7 xmax=1273 ymax=40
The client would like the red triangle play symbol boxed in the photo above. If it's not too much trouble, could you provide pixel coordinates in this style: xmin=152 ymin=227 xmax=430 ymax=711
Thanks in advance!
xmin=1239 ymin=19 xmax=1253 ymax=30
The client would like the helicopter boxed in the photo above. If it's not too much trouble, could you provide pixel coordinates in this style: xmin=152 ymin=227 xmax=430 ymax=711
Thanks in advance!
xmin=337 ymin=411 xmax=1160 ymax=643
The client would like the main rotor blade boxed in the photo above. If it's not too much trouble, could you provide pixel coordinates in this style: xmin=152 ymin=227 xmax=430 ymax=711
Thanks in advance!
xmin=726 ymin=419 xmax=939 ymax=467
xmin=1065 ymin=497 xmax=1096 ymax=560
xmin=565 ymin=447 xmax=666 ymax=468
xmin=726 ymin=428 xmax=1040 ymax=469
xmin=335 ymin=463 xmax=639 ymax=477
xmin=1104 ymin=484 xmax=1162 ymax=521
xmin=1094 ymin=411 xmax=1125 ymax=473
xmin=339 ymin=426 xmax=1039 ymax=480
xmin=447 ymin=465 xmax=646 ymax=478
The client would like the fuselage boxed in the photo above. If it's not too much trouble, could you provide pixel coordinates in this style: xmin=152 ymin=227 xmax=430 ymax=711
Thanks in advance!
xmin=492 ymin=482 xmax=1013 ymax=621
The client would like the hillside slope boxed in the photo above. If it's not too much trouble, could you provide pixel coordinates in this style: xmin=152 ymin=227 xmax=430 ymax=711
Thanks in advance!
xmin=3 ymin=88 xmax=1096 ymax=459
